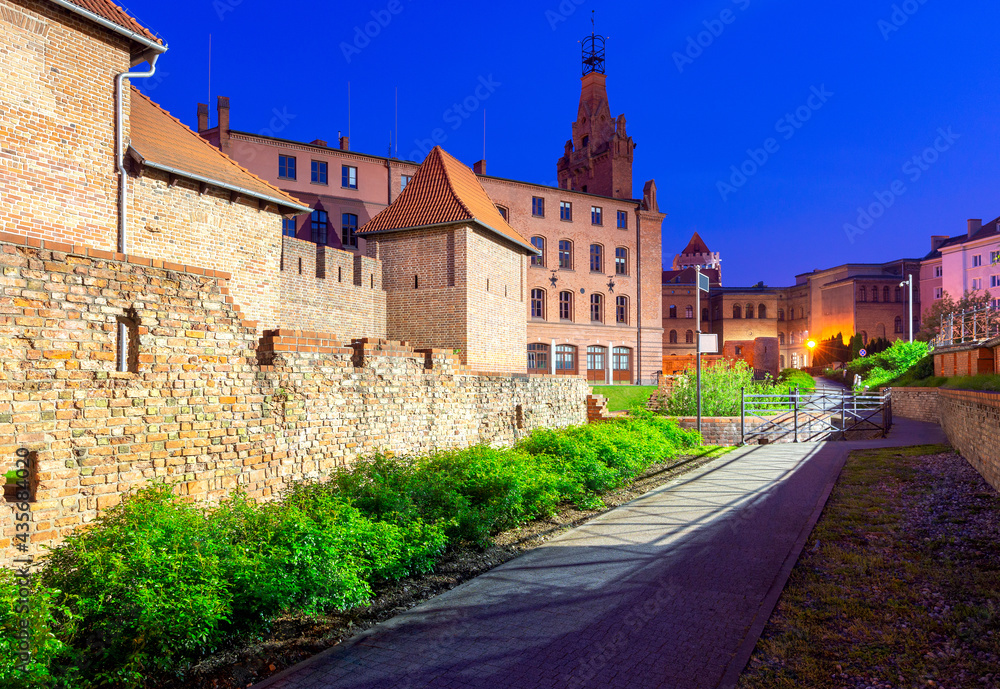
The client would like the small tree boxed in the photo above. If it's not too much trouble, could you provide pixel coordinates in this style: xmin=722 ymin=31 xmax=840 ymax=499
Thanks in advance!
xmin=918 ymin=290 xmax=995 ymax=341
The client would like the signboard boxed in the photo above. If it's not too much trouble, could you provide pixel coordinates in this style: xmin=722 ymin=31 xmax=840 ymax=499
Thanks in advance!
xmin=699 ymin=333 xmax=719 ymax=353
xmin=698 ymin=272 xmax=711 ymax=293
xmin=859 ymin=349 xmax=867 ymax=357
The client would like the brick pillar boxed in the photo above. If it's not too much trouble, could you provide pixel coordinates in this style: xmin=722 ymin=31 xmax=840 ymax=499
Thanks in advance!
xmin=217 ymin=96 xmax=231 ymax=154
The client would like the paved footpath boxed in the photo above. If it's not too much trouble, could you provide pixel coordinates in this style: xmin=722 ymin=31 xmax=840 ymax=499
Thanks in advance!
xmin=256 ymin=419 xmax=947 ymax=689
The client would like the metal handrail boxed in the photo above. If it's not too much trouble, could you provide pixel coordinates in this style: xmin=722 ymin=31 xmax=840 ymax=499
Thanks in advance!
xmin=931 ymin=306 xmax=1000 ymax=348
xmin=740 ymin=388 xmax=892 ymax=444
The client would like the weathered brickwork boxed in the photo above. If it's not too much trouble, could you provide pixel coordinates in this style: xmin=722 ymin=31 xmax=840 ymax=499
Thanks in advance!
xmin=0 ymin=242 xmax=586 ymax=562
xmin=279 ymin=236 xmax=386 ymax=338
xmin=934 ymin=344 xmax=998 ymax=377
xmin=0 ymin=0 xmax=130 ymax=249
xmin=891 ymin=387 xmax=941 ymax=424
xmin=939 ymin=389 xmax=1000 ymax=492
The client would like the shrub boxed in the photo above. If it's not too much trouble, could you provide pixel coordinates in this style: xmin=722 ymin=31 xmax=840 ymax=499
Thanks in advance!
xmin=777 ymin=368 xmax=817 ymax=393
xmin=846 ymin=340 xmax=929 ymax=389
xmin=659 ymin=361 xmax=785 ymax=416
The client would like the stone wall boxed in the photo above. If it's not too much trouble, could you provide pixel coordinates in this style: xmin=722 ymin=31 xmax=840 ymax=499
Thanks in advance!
xmin=939 ymin=389 xmax=1000 ymax=491
xmin=890 ymin=387 xmax=941 ymax=423
xmin=0 ymin=239 xmax=588 ymax=563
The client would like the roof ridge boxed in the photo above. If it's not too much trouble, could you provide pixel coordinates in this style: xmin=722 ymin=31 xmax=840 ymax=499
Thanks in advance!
xmin=434 ymin=148 xmax=475 ymax=220
xmin=128 ymin=87 xmax=304 ymax=209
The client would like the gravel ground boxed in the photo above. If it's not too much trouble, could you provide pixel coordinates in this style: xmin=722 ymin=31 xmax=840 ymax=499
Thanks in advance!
xmin=154 ymin=448 xmax=728 ymax=689
xmin=738 ymin=446 xmax=1000 ymax=689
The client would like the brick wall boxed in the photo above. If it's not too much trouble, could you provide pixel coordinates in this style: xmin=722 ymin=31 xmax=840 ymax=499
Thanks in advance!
xmin=279 ymin=236 xmax=386 ymax=338
xmin=0 ymin=241 xmax=588 ymax=562
xmin=891 ymin=387 xmax=941 ymax=423
xmin=0 ymin=0 xmax=130 ymax=249
xmin=939 ymin=389 xmax=1000 ymax=491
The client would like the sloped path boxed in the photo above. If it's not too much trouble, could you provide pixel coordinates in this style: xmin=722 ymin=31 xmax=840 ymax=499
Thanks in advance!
xmin=255 ymin=419 xmax=946 ymax=689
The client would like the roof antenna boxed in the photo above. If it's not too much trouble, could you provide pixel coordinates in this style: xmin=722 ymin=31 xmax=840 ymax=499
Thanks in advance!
xmin=207 ymin=34 xmax=212 ymax=127
xmin=395 ymin=86 xmax=399 ymax=158
xmin=348 ymin=81 xmax=351 ymax=140
xmin=483 ymin=109 xmax=487 ymax=163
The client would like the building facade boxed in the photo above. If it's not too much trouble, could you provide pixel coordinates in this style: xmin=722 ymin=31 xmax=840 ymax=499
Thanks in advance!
xmin=921 ymin=218 xmax=1000 ymax=312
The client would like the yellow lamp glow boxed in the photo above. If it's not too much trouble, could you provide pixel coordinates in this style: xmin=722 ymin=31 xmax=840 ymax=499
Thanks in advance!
xmin=806 ymin=340 xmax=817 ymax=350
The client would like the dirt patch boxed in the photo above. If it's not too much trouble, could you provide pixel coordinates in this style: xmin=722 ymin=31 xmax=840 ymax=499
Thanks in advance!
xmin=738 ymin=445 xmax=1000 ymax=689
xmin=155 ymin=447 xmax=729 ymax=689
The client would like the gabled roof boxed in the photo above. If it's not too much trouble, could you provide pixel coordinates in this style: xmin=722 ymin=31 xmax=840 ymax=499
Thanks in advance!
xmin=50 ymin=0 xmax=164 ymax=53
xmin=680 ymin=232 xmax=711 ymax=255
xmin=358 ymin=146 xmax=537 ymax=255
xmin=127 ymin=88 xmax=309 ymax=214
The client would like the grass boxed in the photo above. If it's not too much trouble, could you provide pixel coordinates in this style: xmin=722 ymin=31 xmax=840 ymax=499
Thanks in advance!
xmin=738 ymin=444 xmax=1000 ymax=689
xmin=590 ymin=385 xmax=657 ymax=411
xmin=776 ymin=368 xmax=816 ymax=393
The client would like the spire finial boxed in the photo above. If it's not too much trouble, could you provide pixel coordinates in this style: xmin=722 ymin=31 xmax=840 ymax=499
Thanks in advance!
xmin=581 ymin=14 xmax=606 ymax=76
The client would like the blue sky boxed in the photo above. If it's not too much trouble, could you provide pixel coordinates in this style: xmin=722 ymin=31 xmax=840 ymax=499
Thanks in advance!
xmin=128 ymin=0 xmax=1000 ymax=286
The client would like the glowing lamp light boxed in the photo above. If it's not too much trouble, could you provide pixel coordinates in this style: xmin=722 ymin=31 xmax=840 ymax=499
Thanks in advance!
xmin=806 ymin=340 xmax=817 ymax=350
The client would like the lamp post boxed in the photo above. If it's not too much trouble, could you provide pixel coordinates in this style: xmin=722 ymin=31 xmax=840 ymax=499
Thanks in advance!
xmin=900 ymin=274 xmax=914 ymax=342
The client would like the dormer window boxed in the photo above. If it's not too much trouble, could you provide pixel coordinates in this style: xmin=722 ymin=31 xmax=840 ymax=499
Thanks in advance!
xmin=496 ymin=205 xmax=509 ymax=221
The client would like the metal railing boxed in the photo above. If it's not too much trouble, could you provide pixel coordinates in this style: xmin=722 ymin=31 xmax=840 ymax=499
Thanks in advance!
xmin=932 ymin=307 xmax=1000 ymax=348
xmin=740 ymin=387 xmax=892 ymax=444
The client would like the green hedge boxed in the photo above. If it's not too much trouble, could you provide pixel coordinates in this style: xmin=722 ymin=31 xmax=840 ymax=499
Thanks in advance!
xmin=2 ymin=414 xmax=701 ymax=688
xmin=777 ymin=369 xmax=816 ymax=393
xmin=846 ymin=340 xmax=929 ymax=389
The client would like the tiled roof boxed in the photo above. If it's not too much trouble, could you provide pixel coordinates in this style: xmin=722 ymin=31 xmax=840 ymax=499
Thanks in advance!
xmin=358 ymin=147 xmax=537 ymax=254
xmin=680 ymin=232 xmax=711 ymax=255
xmin=127 ymin=88 xmax=308 ymax=213
xmin=60 ymin=0 xmax=162 ymax=44
xmin=662 ymin=267 xmax=720 ymax=286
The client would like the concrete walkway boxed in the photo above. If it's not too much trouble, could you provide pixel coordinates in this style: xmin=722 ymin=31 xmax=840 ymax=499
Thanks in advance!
xmin=255 ymin=419 xmax=947 ymax=689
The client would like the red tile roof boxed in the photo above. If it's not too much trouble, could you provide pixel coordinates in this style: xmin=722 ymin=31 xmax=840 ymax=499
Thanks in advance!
xmin=358 ymin=147 xmax=537 ymax=254
xmin=60 ymin=0 xmax=162 ymax=44
xmin=681 ymin=232 xmax=712 ymax=255
xmin=127 ymin=88 xmax=308 ymax=213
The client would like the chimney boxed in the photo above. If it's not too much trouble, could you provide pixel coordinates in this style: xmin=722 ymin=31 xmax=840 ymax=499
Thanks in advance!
xmin=310 ymin=139 xmax=328 ymax=147
xmin=931 ymin=235 xmax=949 ymax=252
xmin=968 ymin=219 xmax=982 ymax=237
xmin=473 ymin=160 xmax=486 ymax=175
xmin=339 ymin=135 xmax=350 ymax=151
xmin=217 ymin=96 xmax=231 ymax=154
xmin=197 ymin=103 xmax=209 ymax=133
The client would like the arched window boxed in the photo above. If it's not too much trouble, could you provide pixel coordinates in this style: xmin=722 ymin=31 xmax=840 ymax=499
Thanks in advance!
xmin=530 ymin=237 xmax=545 ymax=267
xmin=586 ymin=346 xmax=608 ymax=382
xmin=613 ymin=346 xmax=632 ymax=382
xmin=861 ymin=331 xmax=869 ymax=345
xmin=758 ymin=304 xmax=767 ymax=319
xmin=559 ymin=291 xmax=573 ymax=320
xmin=615 ymin=247 xmax=628 ymax=275
xmin=702 ymin=308 xmax=709 ymax=323
xmin=859 ymin=286 xmax=866 ymax=302
xmin=733 ymin=304 xmax=742 ymax=319
xmin=590 ymin=244 xmax=604 ymax=273
xmin=669 ymin=330 xmax=678 ymax=344
xmin=780 ymin=355 xmax=786 ymax=369
xmin=778 ymin=332 xmax=786 ymax=345
xmin=745 ymin=303 xmax=755 ymax=319
xmin=530 ymin=289 xmax=545 ymax=319
xmin=895 ymin=286 xmax=901 ymax=303
xmin=871 ymin=285 xmax=879 ymax=302
xmin=894 ymin=316 xmax=903 ymax=333
xmin=669 ymin=304 xmax=677 ymax=319
xmin=883 ymin=286 xmax=890 ymax=303
xmin=555 ymin=344 xmax=577 ymax=374
xmin=778 ymin=309 xmax=785 ymax=321
xmin=877 ymin=323 xmax=886 ymax=339
xmin=527 ymin=343 xmax=549 ymax=373
xmin=685 ymin=330 xmax=694 ymax=344
xmin=685 ymin=305 xmax=694 ymax=319
xmin=590 ymin=293 xmax=604 ymax=322
xmin=616 ymin=296 xmax=628 ymax=324
xmin=558 ymin=240 xmax=573 ymax=269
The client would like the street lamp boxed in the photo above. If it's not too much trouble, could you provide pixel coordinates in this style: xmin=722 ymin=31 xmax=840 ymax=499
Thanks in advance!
xmin=900 ymin=274 xmax=914 ymax=342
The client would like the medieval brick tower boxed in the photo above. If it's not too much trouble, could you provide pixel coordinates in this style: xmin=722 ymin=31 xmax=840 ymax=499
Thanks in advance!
xmin=556 ymin=29 xmax=636 ymax=199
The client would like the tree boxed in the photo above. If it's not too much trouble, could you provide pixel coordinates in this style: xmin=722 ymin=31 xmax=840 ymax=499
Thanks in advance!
xmin=918 ymin=290 xmax=995 ymax=341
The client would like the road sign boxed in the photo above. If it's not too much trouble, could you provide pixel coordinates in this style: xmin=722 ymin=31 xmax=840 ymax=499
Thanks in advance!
xmin=859 ymin=349 xmax=867 ymax=357
xmin=700 ymin=333 xmax=719 ymax=353
xmin=698 ymin=272 xmax=711 ymax=292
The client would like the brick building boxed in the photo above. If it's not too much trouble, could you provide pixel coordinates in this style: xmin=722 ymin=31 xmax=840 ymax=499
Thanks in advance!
xmin=661 ymin=234 xmax=723 ymax=359
xmin=920 ymin=218 xmax=1000 ymax=312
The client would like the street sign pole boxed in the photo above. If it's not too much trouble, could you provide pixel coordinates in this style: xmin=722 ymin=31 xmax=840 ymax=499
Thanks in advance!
xmin=696 ymin=266 xmax=702 ymax=435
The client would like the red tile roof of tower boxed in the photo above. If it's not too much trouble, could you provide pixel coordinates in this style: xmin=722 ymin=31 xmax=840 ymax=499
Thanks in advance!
xmin=127 ymin=87 xmax=309 ymax=214
xmin=681 ymin=232 xmax=711 ymax=255
xmin=358 ymin=146 xmax=538 ymax=254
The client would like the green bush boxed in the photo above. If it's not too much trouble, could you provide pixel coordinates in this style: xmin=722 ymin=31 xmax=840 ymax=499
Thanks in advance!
xmin=846 ymin=340 xmax=929 ymax=389
xmin=659 ymin=361 xmax=785 ymax=416
xmin=777 ymin=368 xmax=817 ymax=393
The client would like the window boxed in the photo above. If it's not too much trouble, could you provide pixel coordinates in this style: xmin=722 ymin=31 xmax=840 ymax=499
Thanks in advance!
xmin=780 ymin=355 xmax=786 ymax=369
xmin=973 ymin=254 xmax=982 ymax=267
xmin=530 ymin=289 xmax=545 ymax=319
xmin=591 ymin=206 xmax=603 ymax=225
xmin=895 ymin=287 xmax=901 ymax=302
xmin=590 ymin=293 xmax=603 ymax=322
xmin=778 ymin=332 xmax=785 ymax=345
xmin=685 ymin=305 xmax=694 ymax=319
xmin=590 ymin=244 xmax=603 ymax=273
xmin=559 ymin=291 xmax=573 ymax=320
xmin=992 ymin=275 xmax=1000 ymax=288
xmin=735 ymin=346 xmax=743 ymax=357
xmin=582 ymin=135 xmax=589 ymax=147
xmin=532 ymin=196 xmax=545 ymax=217
xmin=669 ymin=305 xmax=677 ymax=319
xmin=883 ymin=286 xmax=890 ymax=302
xmin=935 ymin=287 xmax=943 ymax=299
xmin=401 ymin=174 xmax=412 ymax=190
xmin=871 ymin=285 xmax=879 ymax=302
xmin=859 ymin=286 xmax=867 ymax=302
xmin=991 ymin=251 xmax=1000 ymax=265
xmin=615 ymin=247 xmax=628 ymax=275
xmin=934 ymin=266 xmax=943 ymax=277
xmin=282 ymin=217 xmax=297 ymax=237
xmin=702 ymin=308 xmax=709 ymax=323
xmin=778 ymin=309 xmax=785 ymax=321
xmin=745 ymin=303 xmax=754 ymax=320
xmin=342 ymin=165 xmax=358 ymax=189
xmin=616 ymin=296 xmax=628 ymax=324
xmin=311 ymin=210 xmax=328 ymax=245
xmin=496 ymin=205 xmax=509 ymax=221
xmin=861 ymin=331 xmax=869 ymax=345
xmin=342 ymin=213 xmax=358 ymax=247
xmin=758 ymin=304 xmax=767 ymax=319
xmin=558 ymin=240 xmax=573 ymax=269
xmin=560 ymin=201 xmax=572 ymax=221
xmin=895 ymin=316 xmax=903 ymax=333
xmin=555 ymin=344 xmax=576 ymax=372
xmin=733 ymin=304 xmax=742 ymax=319
xmin=587 ymin=346 xmax=607 ymax=374
xmin=972 ymin=278 xmax=983 ymax=291
xmin=278 ymin=155 xmax=296 ymax=180
xmin=530 ymin=237 xmax=545 ymax=267
xmin=669 ymin=330 xmax=678 ymax=344
xmin=685 ymin=330 xmax=694 ymax=344
xmin=311 ymin=160 xmax=328 ymax=184
xmin=527 ymin=343 xmax=549 ymax=372
xmin=617 ymin=210 xmax=628 ymax=229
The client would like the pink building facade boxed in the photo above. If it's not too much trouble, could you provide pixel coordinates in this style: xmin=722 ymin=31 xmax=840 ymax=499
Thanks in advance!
xmin=921 ymin=218 xmax=1000 ymax=312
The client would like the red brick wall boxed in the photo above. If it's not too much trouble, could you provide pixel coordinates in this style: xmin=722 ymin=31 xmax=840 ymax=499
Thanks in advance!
xmin=890 ymin=387 xmax=941 ymax=423
xmin=0 ymin=0 xmax=131 ymax=249
xmin=939 ymin=389 xmax=1000 ymax=491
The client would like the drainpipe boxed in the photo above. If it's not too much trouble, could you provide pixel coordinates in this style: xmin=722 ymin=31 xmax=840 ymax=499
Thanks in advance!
xmin=114 ymin=55 xmax=160 ymax=371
